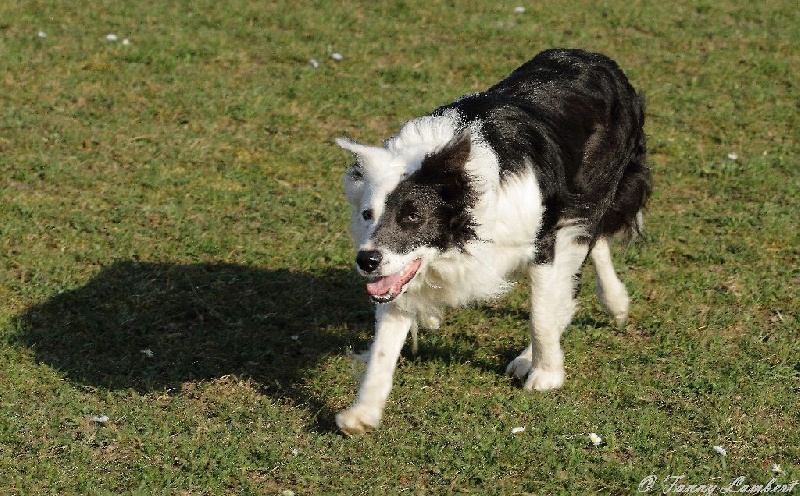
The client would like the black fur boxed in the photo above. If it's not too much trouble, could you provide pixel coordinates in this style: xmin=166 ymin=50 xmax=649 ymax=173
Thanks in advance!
xmin=372 ymin=133 xmax=478 ymax=253
xmin=434 ymin=48 xmax=651 ymax=264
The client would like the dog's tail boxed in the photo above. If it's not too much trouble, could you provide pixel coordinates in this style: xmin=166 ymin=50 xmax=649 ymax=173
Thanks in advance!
xmin=610 ymin=159 xmax=651 ymax=239
xmin=598 ymin=94 xmax=651 ymax=240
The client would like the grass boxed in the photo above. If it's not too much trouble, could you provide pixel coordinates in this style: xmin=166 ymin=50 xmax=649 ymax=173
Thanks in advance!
xmin=1 ymin=0 xmax=798 ymax=493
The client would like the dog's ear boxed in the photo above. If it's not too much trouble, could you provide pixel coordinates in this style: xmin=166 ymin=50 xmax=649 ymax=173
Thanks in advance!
xmin=335 ymin=137 xmax=383 ymax=166
xmin=418 ymin=131 xmax=477 ymax=247
xmin=335 ymin=137 xmax=364 ymax=154
xmin=421 ymin=131 xmax=471 ymax=175
xmin=418 ymin=131 xmax=473 ymax=201
xmin=439 ymin=131 xmax=472 ymax=172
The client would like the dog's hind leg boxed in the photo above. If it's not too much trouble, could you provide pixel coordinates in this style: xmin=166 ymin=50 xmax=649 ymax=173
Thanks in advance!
xmin=336 ymin=303 xmax=413 ymax=435
xmin=590 ymin=237 xmax=630 ymax=327
xmin=507 ymin=225 xmax=590 ymax=391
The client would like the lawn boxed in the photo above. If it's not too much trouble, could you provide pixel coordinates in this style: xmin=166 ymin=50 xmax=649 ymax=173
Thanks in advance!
xmin=1 ymin=0 xmax=797 ymax=493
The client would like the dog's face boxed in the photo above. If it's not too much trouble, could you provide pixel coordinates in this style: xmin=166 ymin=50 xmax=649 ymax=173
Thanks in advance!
xmin=338 ymin=132 xmax=478 ymax=303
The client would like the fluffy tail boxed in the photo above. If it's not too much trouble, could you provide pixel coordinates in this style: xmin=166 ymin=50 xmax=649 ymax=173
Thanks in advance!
xmin=599 ymin=95 xmax=651 ymax=239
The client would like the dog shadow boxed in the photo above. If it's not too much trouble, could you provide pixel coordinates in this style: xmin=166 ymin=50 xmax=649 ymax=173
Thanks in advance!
xmin=12 ymin=261 xmax=592 ymax=429
xmin=11 ymin=261 xmax=375 ymax=430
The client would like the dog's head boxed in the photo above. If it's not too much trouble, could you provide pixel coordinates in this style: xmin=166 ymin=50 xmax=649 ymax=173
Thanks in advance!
xmin=337 ymin=130 xmax=478 ymax=303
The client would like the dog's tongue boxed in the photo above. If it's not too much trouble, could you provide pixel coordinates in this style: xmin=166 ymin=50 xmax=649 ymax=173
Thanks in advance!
xmin=366 ymin=259 xmax=422 ymax=298
xmin=366 ymin=274 xmax=402 ymax=297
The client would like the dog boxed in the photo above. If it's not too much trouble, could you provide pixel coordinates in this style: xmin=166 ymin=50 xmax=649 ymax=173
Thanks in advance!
xmin=334 ymin=48 xmax=651 ymax=435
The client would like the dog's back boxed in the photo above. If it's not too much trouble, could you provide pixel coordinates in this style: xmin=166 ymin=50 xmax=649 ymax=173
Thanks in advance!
xmin=435 ymin=48 xmax=650 ymax=262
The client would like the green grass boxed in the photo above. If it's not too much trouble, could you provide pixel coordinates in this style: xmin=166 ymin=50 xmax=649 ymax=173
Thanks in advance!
xmin=1 ymin=0 xmax=798 ymax=493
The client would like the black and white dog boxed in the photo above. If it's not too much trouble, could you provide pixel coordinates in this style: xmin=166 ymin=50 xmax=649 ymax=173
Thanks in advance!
xmin=335 ymin=49 xmax=651 ymax=435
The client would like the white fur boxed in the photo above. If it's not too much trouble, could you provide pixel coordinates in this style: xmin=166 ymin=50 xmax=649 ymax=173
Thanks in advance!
xmin=342 ymin=114 xmax=542 ymax=317
xmin=590 ymin=237 xmax=630 ymax=327
xmin=506 ymin=236 xmax=631 ymax=385
xmin=336 ymin=114 xmax=632 ymax=434
xmin=393 ymin=169 xmax=544 ymax=318
xmin=336 ymin=304 xmax=413 ymax=435
xmin=338 ymin=109 xmax=463 ymax=251
xmin=506 ymin=224 xmax=588 ymax=390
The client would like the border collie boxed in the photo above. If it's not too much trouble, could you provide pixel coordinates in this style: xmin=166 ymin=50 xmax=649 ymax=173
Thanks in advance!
xmin=335 ymin=49 xmax=651 ymax=435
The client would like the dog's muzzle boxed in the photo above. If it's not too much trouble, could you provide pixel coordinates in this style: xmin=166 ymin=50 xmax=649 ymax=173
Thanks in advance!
xmin=355 ymin=250 xmax=422 ymax=303
xmin=356 ymin=249 xmax=382 ymax=274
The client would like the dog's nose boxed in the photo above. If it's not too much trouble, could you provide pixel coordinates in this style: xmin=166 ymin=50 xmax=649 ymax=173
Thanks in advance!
xmin=356 ymin=250 xmax=382 ymax=273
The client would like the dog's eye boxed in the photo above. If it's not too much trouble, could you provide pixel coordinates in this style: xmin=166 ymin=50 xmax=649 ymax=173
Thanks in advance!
xmin=399 ymin=203 xmax=421 ymax=224
xmin=362 ymin=209 xmax=373 ymax=221
xmin=404 ymin=213 xmax=420 ymax=224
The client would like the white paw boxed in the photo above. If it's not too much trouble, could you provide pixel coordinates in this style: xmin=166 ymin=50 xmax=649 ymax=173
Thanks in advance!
xmin=506 ymin=344 xmax=533 ymax=378
xmin=335 ymin=405 xmax=381 ymax=436
xmin=506 ymin=355 xmax=533 ymax=379
xmin=524 ymin=366 xmax=565 ymax=391
xmin=596 ymin=282 xmax=629 ymax=327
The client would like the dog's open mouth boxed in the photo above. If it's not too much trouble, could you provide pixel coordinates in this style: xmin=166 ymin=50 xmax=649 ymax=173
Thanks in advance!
xmin=365 ymin=258 xmax=422 ymax=303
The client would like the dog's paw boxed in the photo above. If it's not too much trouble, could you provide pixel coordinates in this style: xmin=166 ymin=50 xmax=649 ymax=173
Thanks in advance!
xmin=596 ymin=281 xmax=629 ymax=328
xmin=506 ymin=355 xmax=533 ymax=379
xmin=506 ymin=345 xmax=533 ymax=379
xmin=335 ymin=405 xmax=381 ymax=436
xmin=524 ymin=366 xmax=565 ymax=391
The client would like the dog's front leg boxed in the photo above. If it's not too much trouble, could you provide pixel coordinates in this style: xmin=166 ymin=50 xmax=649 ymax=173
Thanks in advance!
xmin=507 ymin=227 xmax=590 ymax=390
xmin=336 ymin=303 xmax=412 ymax=435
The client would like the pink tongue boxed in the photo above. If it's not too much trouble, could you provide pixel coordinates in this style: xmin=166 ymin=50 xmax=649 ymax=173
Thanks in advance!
xmin=366 ymin=273 xmax=404 ymax=296
xmin=366 ymin=259 xmax=421 ymax=297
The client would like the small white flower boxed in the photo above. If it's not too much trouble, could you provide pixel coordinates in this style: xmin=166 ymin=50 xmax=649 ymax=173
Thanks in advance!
xmin=105 ymin=34 xmax=118 ymax=41
xmin=514 ymin=6 xmax=526 ymax=14
xmin=588 ymin=432 xmax=602 ymax=446
xmin=91 ymin=415 xmax=109 ymax=423
xmin=140 ymin=349 xmax=154 ymax=358
xmin=122 ymin=38 xmax=130 ymax=46
xmin=290 ymin=335 xmax=299 ymax=341
xmin=331 ymin=52 xmax=343 ymax=61
xmin=309 ymin=58 xmax=319 ymax=68
xmin=511 ymin=426 xmax=526 ymax=435
xmin=282 ymin=491 xmax=295 ymax=496
xmin=423 ymin=315 xmax=441 ymax=329
xmin=772 ymin=463 xmax=783 ymax=474
xmin=38 ymin=31 xmax=48 ymax=38
xmin=713 ymin=445 xmax=727 ymax=456
xmin=726 ymin=152 xmax=739 ymax=161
